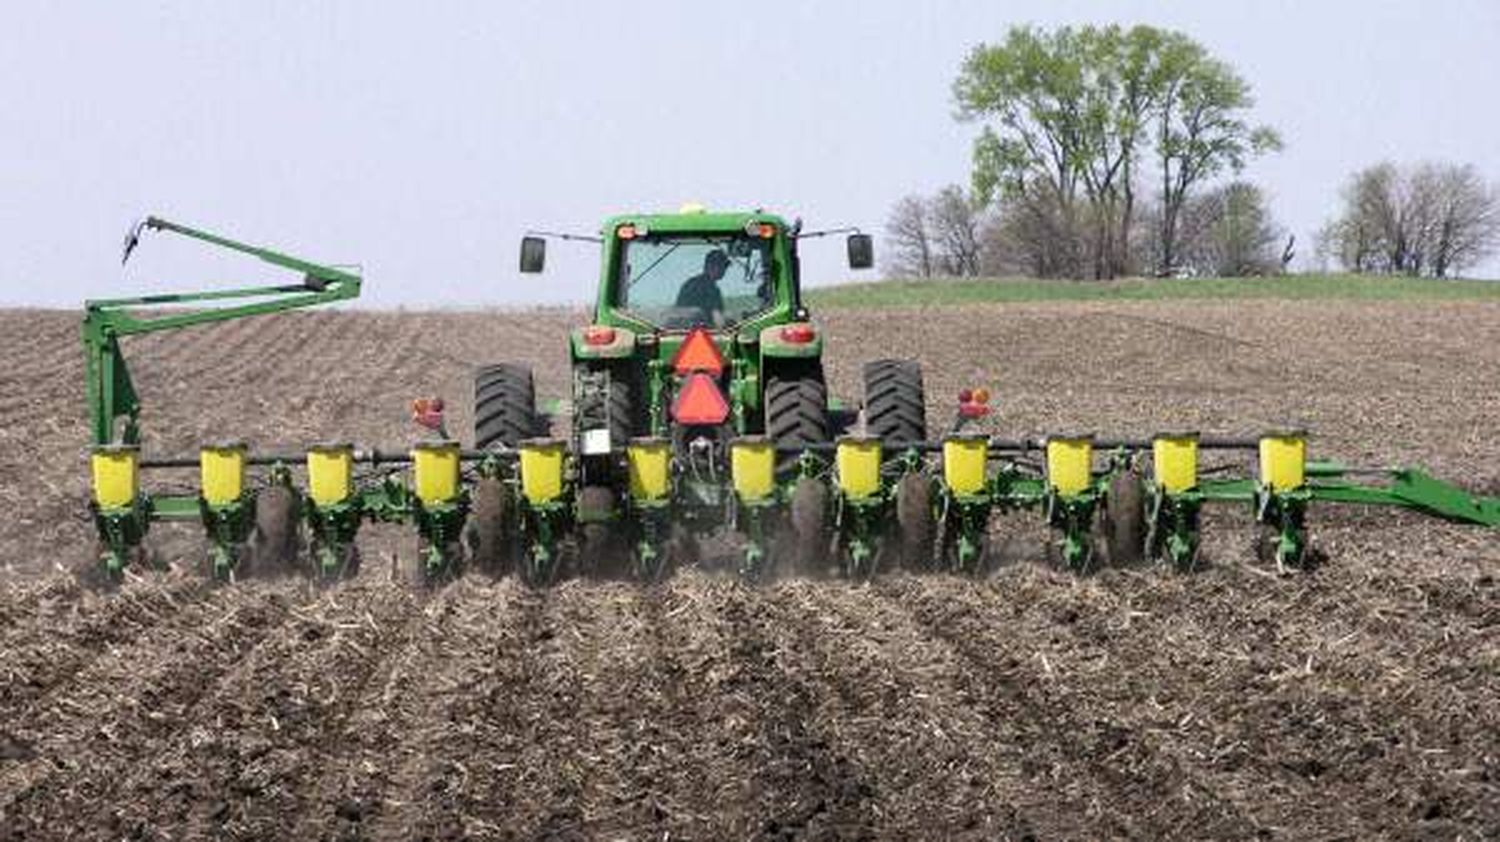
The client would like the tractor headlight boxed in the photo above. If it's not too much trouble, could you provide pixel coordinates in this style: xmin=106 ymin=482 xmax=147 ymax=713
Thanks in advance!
xmin=1152 ymin=433 xmax=1199 ymax=494
xmin=91 ymin=444 xmax=139 ymax=510
xmin=836 ymin=436 xmax=882 ymax=500
xmin=307 ymin=443 xmax=354 ymax=506
xmin=412 ymin=441 xmax=461 ymax=506
xmin=942 ymin=434 xmax=988 ymax=496
xmin=730 ymin=436 xmax=776 ymax=502
xmin=1046 ymin=435 xmax=1094 ymax=497
xmin=626 ymin=437 xmax=671 ymax=502
xmin=519 ymin=438 xmax=566 ymax=505
xmin=1259 ymin=431 xmax=1306 ymax=492
xmin=200 ymin=442 xmax=247 ymax=506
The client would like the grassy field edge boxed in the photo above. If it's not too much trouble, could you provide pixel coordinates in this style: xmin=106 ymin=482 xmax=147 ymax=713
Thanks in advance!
xmin=806 ymin=273 xmax=1500 ymax=308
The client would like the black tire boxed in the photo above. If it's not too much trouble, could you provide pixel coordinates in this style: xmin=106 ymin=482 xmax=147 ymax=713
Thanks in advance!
xmin=765 ymin=362 xmax=829 ymax=449
xmin=249 ymin=484 xmax=300 ymax=575
xmin=474 ymin=363 xmax=540 ymax=450
xmin=1102 ymin=471 xmax=1146 ymax=566
xmin=894 ymin=473 xmax=935 ymax=570
xmin=463 ymin=476 xmax=513 ymax=576
xmin=863 ymin=359 xmax=926 ymax=445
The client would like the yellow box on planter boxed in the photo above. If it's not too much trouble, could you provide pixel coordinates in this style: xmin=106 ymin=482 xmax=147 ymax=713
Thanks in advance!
xmin=942 ymin=434 xmax=988 ymax=496
xmin=307 ymin=443 xmax=354 ymax=506
xmin=1259 ymin=432 xmax=1306 ymax=492
xmin=412 ymin=441 xmax=461 ymax=505
xmin=836 ymin=436 xmax=882 ymax=500
xmin=200 ymin=442 xmax=247 ymax=506
xmin=91 ymin=444 xmax=139 ymax=510
xmin=1152 ymin=433 xmax=1199 ymax=494
xmin=627 ymin=437 xmax=671 ymax=501
xmin=731 ymin=437 xmax=776 ymax=502
xmin=519 ymin=438 xmax=566 ymax=504
xmin=1046 ymin=435 xmax=1094 ymax=496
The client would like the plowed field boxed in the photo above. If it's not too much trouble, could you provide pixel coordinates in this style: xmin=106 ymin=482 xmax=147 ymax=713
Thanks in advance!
xmin=1 ymin=301 xmax=1498 ymax=839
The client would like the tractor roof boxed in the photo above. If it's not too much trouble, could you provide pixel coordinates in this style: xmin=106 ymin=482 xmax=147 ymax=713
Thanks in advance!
xmin=600 ymin=209 xmax=790 ymax=236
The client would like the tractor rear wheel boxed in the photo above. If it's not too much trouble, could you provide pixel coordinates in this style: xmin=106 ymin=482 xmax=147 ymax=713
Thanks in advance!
xmin=863 ymin=359 xmax=926 ymax=444
xmin=1102 ymin=470 xmax=1146 ymax=565
xmin=765 ymin=363 xmax=829 ymax=450
xmin=475 ymin=363 xmax=540 ymax=450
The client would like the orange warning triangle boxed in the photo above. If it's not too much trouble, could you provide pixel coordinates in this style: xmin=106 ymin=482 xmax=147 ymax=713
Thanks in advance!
xmin=671 ymin=328 xmax=725 ymax=375
xmin=672 ymin=372 xmax=730 ymax=425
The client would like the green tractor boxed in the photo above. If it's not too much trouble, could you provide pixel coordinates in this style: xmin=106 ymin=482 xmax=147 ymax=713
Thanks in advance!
xmin=471 ymin=206 xmax=937 ymax=584
xmin=82 ymin=213 xmax=1499 ymax=589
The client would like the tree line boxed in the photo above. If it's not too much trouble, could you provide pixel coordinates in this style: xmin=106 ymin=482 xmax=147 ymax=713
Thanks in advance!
xmin=886 ymin=24 xmax=1500 ymax=281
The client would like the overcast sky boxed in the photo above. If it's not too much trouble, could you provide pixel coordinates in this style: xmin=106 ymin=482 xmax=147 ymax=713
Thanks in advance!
xmin=3 ymin=1 xmax=1498 ymax=308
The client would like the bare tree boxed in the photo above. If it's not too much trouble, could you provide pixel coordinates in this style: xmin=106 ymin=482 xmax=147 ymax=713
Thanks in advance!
xmin=928 ymin=185 xmax=984 ymax=276
xmin=1429 ymin=164 xmax=1500 ymax=278
xmin=979 ymin=189 xmax=1084 ymax=278
xmin=1320 ymin=161 xmax=1500 ymax=277
xmin=1176 ymin=181 xmax=1283 ymax=276
xmin=883 ymin=194 xmax=935 ymax=278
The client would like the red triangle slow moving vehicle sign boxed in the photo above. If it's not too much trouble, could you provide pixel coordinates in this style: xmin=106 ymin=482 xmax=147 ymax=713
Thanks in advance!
xmin=672 ymin=372 xmax=730 ymax=425
xmin=671 ymin=328 xmax=725 ymax=375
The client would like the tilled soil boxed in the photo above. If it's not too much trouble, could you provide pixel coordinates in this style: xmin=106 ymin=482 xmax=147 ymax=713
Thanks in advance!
xmin=1 ymin=300 xmax=1498 ymax=839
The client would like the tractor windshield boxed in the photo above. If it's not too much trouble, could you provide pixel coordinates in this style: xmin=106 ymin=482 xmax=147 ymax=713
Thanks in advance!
xmin=615 ymin=233 xmax=774 ymax=330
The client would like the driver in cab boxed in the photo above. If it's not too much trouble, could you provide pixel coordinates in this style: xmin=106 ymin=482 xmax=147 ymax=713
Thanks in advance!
xmin=675 ymin=249 xmax=728 ymax=327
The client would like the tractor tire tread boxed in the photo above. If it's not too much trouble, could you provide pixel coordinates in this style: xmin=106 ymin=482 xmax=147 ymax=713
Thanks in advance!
xmin=863 ymin=358 xmax=926 ymax=444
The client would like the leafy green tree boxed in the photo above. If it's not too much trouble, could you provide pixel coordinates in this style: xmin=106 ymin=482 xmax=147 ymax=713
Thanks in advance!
xmin=954 ymin=24 xmax=1279 ymax=279
xmin=1155 ymin=48 xmax=1282 ymax=275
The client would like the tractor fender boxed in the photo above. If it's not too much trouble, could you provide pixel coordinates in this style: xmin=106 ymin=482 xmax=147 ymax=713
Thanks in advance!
xmin=570 ymin=325 xmax=637 ymax=360
xmin=757 ymin=322 xmax=823 ymax=360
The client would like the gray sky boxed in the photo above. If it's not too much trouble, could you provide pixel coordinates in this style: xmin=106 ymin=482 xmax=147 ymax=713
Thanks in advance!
xmin=3 ymin=1 xmax=1498 ymax=308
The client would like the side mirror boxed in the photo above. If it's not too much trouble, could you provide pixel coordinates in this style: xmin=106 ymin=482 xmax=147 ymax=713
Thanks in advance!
xmin=846 ymin=233 xmax=874 ymax=270
xmin=519 ymin=236 xmax=547 ymax=273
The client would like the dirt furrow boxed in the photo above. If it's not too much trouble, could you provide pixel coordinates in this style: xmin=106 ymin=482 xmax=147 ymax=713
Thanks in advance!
xmin=710 ymin=580 xmax=882 ymax=838
xmin=772 ymin=577 xmax=1063 ymax=837
xmin=382 ymin=579 xmax=585 ymax=839
xmin=298 ymin=578 xmax=514 ymax=841
xmin=0 ymin=572 xmax=211 ymax=714
xmin=566 ymin=574 xmax=738 ymax=836
xmin=0 ymin=580 xmax=295 ymax=840
xmin=81 ymin=578 xmax=416 ymax=838
xmin=878 ymin=574 xmax=1266 ymax=838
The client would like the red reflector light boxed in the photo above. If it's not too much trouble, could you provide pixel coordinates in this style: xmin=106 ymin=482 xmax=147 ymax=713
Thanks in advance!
xmin=779 ymin=324 xmax=815 ymax=344
xmin=582 ymin=325 xmax=617 ymax=346
xmin=672 ymin=372 xmax=730 ymax=425
xmin=617 ymin=224 xmax=637 ymax=240
xmin=959 ymin=402 xmax=990 ymax=419
xmin=671 ymin=327 xmax=725 ymax=375
xmin=758 ymin=223 xmax=776 ymax=239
